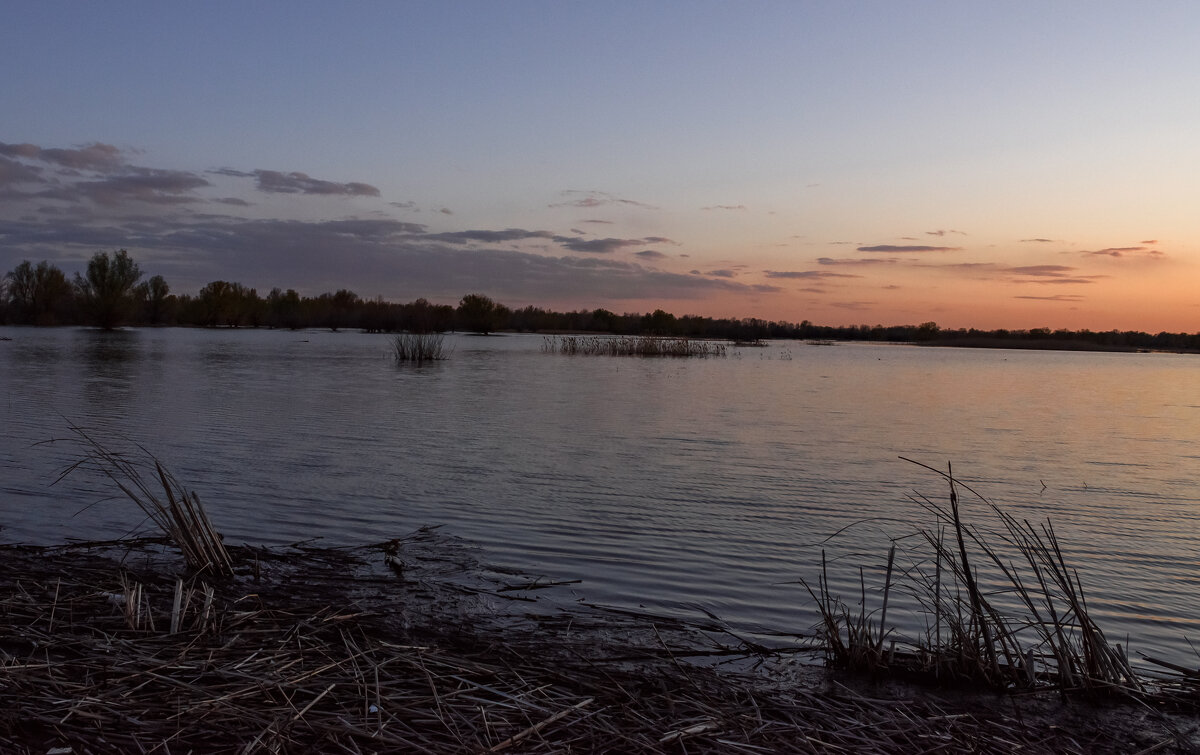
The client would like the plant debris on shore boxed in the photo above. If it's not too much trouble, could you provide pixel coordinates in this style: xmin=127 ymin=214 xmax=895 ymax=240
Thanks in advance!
xmin=4 ymin=432 xmax=1199 ymax=752
xmin=2 ymin=531 xmax=1198 ymax=754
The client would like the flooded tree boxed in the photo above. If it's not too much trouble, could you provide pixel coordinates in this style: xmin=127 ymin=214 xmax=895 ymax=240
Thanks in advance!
xmin=4 ymin=260 xmax=74 ymax=325
xmin=457 ymin=293 xmax=501 ymax=334
xmin=75 ymin=249 xmax=142 ymax=329
xmin=136 ymin=274 xmax=171 ymax=325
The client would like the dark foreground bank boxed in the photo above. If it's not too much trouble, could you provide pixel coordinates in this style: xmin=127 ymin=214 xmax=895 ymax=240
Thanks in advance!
xmin=2 ymin=530 xmax=1197 ymax=754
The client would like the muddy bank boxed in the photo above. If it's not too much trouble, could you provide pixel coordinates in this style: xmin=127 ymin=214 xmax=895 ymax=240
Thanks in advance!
xmin=1 ymin=530 xmax=1197 ymax=753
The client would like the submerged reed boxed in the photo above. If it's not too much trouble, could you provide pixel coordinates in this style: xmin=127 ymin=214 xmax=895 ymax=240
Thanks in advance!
xmin=542 ymin=334 xmax=726 ymax=357
xmin=392 ymin=332 xmax=449 ymax=363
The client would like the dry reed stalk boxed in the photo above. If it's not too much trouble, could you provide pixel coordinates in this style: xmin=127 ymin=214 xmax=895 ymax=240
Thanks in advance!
xmin=55 ymin=423 xmax=233 ymax=577
xmin=542 ymin=334 xmax=727 ymax=357
xmin=806 ymin=458 xmax=1170 ymax=701
xmin=392 ymin=332 xmax=449 ymax=363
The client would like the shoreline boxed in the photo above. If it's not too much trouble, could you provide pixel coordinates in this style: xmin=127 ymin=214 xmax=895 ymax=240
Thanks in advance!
xmin=2 ymin=533 xmax=1197 ymax=753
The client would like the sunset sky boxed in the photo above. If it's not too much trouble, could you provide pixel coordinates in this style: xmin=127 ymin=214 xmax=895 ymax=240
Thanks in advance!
xmin=2 ymin=2 xmax=1198 ymax=331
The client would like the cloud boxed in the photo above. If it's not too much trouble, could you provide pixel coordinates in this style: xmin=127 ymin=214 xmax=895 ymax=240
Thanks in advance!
xmin=40 ymin=167 xmax=211 ymax=205
xmin=701 ymin=204 xmax=747 ymax=211
xmin=1020 ymin=238 xmax=1057 ymax=243
xmin=438 ymin=207 xmax=453 ymax=215
xmin=1006 ymin=265 xmax=1077 ymax=277
xmin=830 ymin=301 xmax=873 ymax=310
xmin=1014 ymin=294 xmax=1084 ymax=302
xmin=426 ymin=228 xmax=556 ymax=244
xmin=549 ymin=190 xmax=657 ymax=210
xmin=764 ymin=270 xmax=860 ymax=279
xmin=926 ymin=229 xmax=967 ymax=237
xmin=1082 ymin=246 xmax=1164 ymax=259
xmin=2 ymin=141 xmax=777 ymax=308
xmin=0 ymin=210 xmax=771 ymax=306
xmin=912 ymin=261 xmax=1103 ymax=284
xmin=816 ymin=257 xmax=899 ymax=266
xmin=558 ymin=236 xmax=675 ymax=254
xmin=0 ymin=156 xmax=43 ymax=186
xmin=857 ymin=245 xmax=961 ymax=253
xmin=706 ymin=269 xmax=737 ymax=278
xmin=0 ymin=141 xmax=124 ymax=172
xmin=250 ymin=169 xmax=380 ymax=197
xmin=1141 ymin=239 xmax=1158 ymax=245
xmin=2 ymin=141 xmax=211 ymax=205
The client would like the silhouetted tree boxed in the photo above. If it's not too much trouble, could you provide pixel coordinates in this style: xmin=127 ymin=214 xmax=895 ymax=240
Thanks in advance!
xmin=75 ymin=249 xmax=142 ymax=329
xmin=5 ymin=260 xmax=74 ymax=325
xmin=195 ymin=280 xmax=250 ymax=327
xmin=266 ymin=288 xmax=303 ymax=329
xmin=457 ymin=293 xmax=500 ymax=334
xmin=135 ymin=274 xmax=171 ymax=325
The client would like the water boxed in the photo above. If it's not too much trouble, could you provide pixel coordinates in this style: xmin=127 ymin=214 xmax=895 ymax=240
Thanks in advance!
xmin=2 ymin=327 xmax=1199 ymax=668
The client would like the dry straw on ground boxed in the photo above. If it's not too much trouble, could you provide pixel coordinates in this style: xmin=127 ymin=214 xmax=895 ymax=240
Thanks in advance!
xmin=3 ymin=533 xmax=1195 ymax=754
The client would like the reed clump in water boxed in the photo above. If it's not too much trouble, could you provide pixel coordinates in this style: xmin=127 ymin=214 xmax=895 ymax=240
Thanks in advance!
xmin=542 ymin=334 xmax=727 ymax=357
xmin=803 ymin=460 xmax=1146 ymax=698
xmin=55 ymin=424 xmax=233 ymax=577
xmin=392 ymin=332 xmax=449 ymax=363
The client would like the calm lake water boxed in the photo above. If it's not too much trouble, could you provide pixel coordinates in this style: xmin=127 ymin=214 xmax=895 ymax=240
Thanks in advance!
xmin=3 ymin=327 xmax=1199 ymax=668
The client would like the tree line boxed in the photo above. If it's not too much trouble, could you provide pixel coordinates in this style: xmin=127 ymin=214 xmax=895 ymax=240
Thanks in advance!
xmin=2 ymin=251 xmax=1199 ymax=351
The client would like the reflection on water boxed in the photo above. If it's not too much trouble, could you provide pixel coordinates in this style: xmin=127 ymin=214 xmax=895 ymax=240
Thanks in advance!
xmin=2 ymin=326 xmax=1199 ymax=668
xmin=77 ymin=329 xmax=143 ymax=414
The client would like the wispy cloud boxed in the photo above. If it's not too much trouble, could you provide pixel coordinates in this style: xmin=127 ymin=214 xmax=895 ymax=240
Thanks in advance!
xmin=1082 ymin=246 xmax=1164 ymax=259
xmin=701 ymin=204 xmax=747 ymax=211
xmin=549 ymin=190 xmax=657 ymax=210
xmin=926 ymin=229 xmax=967 ymax=237
xmin=857 ymin=244 xmax=961 ymax=253
xmin=1020 ymin=238 xmax=1057 ymax=243
xmin=830 ymin=301 xmax=874 ymax=310
xmin=559 ymin=236 xmax=675 ymax=254
xmin=635 ymin=250 xmax=666 ymax=259
xmin=212 ymin=167 xmax=379 ymax=196
xmin=1015 ymin=294 xmax=1085 ymax=302
xmin=0 ymin=141 xmax=124 ymax=172
xmin=764 ymin=270 xmax=861 ymax=279
xmin=816 ymin=257 xmax=899 ymax=266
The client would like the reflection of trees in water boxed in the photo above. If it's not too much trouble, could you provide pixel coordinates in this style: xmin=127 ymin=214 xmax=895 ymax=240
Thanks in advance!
xmin=78 ymin=329 xmax=142 ymax=409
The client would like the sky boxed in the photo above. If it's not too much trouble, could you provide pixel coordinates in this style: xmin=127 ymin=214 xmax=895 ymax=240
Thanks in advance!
xmin=2 ymin=1 xmax=1198 ymax=331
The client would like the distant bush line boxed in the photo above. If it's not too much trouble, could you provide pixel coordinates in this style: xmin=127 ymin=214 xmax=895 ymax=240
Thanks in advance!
xmin=3 ymin=252 xmax=1200 ymax=351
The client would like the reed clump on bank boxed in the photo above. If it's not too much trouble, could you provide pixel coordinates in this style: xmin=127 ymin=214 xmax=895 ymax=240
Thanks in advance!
xmin=542 ymin=334 xmax=727 ymax=357
xmin=392 ymin=331 xmax=449 ymax=363
xmin=801 ymin=460 xmax=1183 ymax=702
xmin=54 ymin=424 xmax=233 ymax=577
xmin=5 ymin=533 xmax=1194 ymax=754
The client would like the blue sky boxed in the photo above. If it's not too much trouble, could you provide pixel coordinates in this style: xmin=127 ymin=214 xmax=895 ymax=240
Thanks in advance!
xmin=3 ymin=2 xmax=1198 ymax=329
